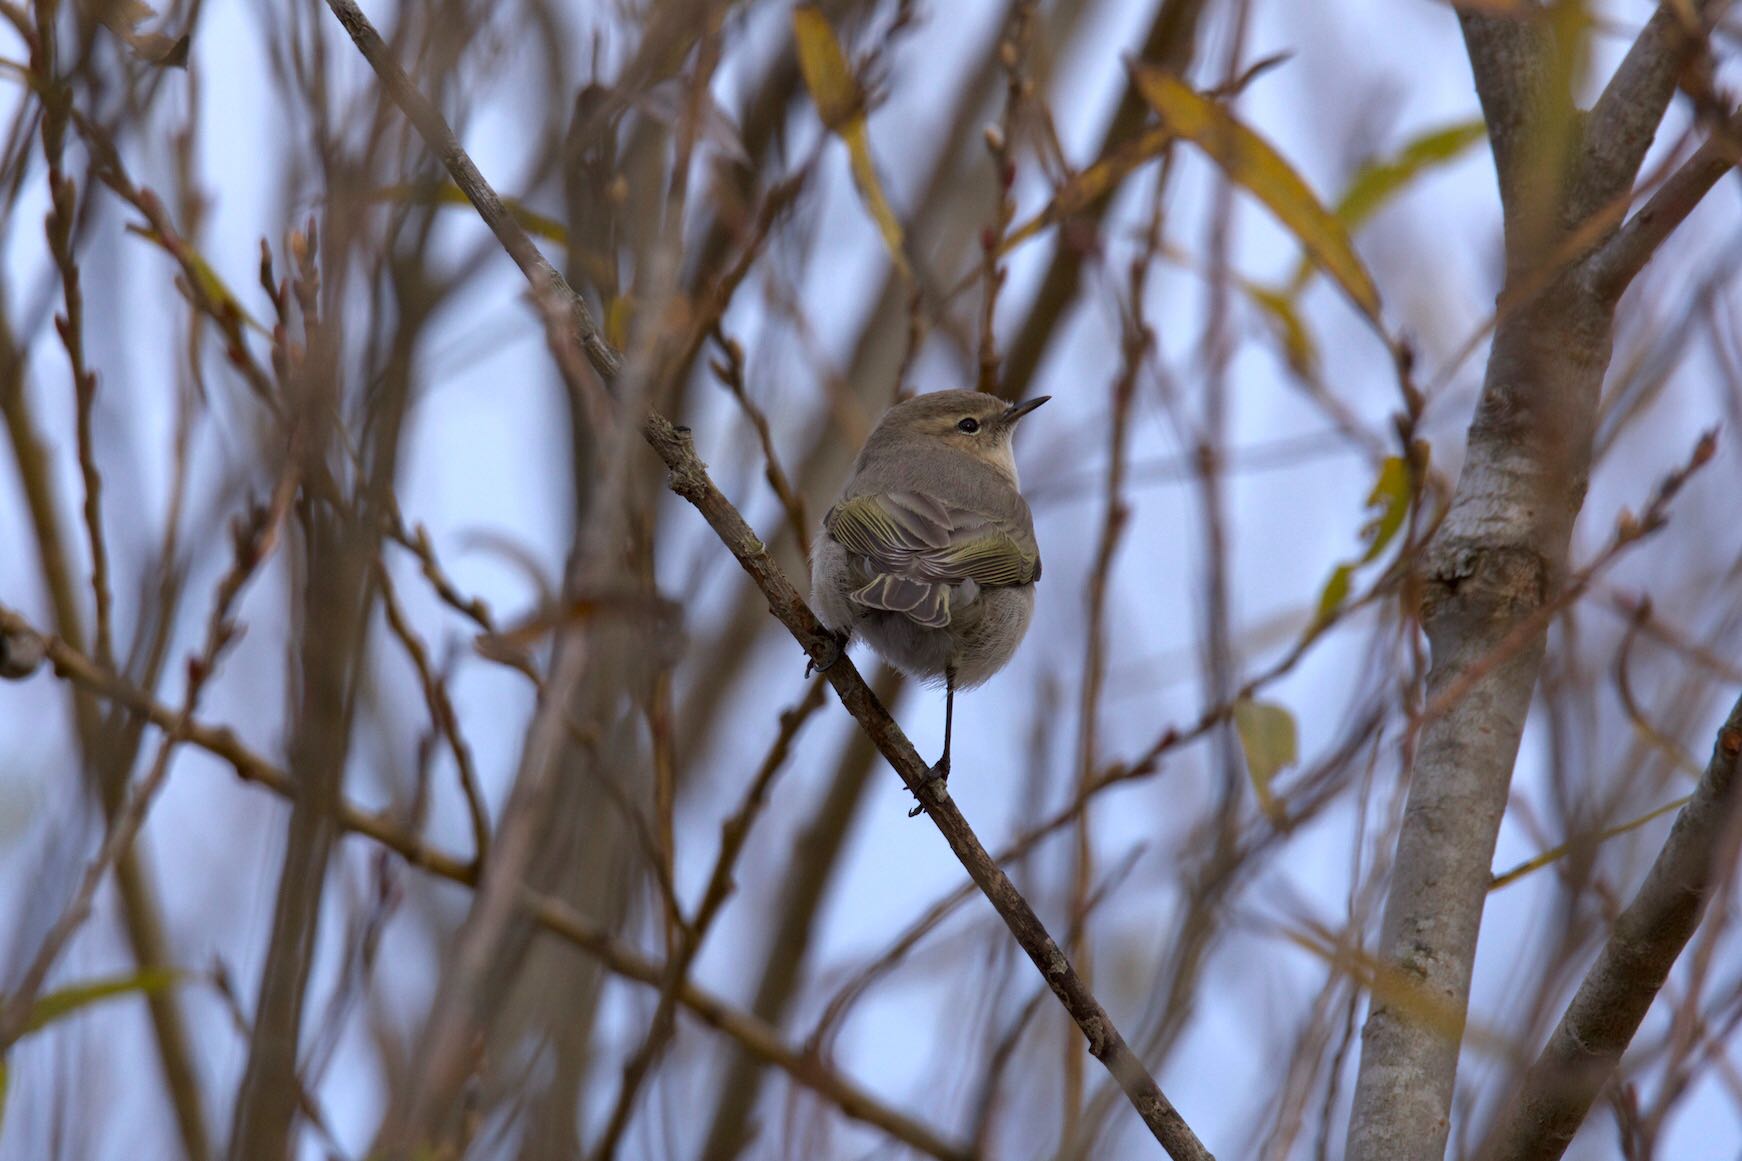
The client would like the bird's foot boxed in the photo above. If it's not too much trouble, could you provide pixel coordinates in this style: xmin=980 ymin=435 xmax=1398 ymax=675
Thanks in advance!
xmin=804 ymin=630 xmax=849 ymax=679
xmin=906 ymin=755 xmax=950 ymax=819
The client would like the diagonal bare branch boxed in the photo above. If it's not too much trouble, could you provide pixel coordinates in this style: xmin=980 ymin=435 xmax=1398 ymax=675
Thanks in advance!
xmin=1571 ymin=0 xmax=1723 ymax=222
xmin=0 ymin=603 xmax=971 ymax=1161
xmin=318 ymin=1 xmax=1215 ymax=1155
xmin=1484 ymin=690 xmax=1742 ymax=1161
xmin=1588 ymin=112 xmax=1742 ymax=300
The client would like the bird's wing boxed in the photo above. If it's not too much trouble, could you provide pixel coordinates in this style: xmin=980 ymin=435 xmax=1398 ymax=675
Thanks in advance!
xmin=824 ymin=491 xmax=1040 ymax=628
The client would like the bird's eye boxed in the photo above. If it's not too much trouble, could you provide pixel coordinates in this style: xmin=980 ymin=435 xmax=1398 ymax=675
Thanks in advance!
xmin=956 ymin=417 xmax=980 ymax=433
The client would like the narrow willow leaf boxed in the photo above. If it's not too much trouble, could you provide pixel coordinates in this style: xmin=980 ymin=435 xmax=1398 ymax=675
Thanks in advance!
xmin=793 ymin=5 xmax=909 ymax=275
xmin=1313 ymin=562 xmax=1355 ymax=630
xmin=367 ymin=184 xmax=570 ymax=244
xmin=1358 ymin=454 xmax=1413 ymax=563
xmin=606 ymin=294 xmax=636 ymax=351
xmin=999 ymin=126 xmax=1174 ymax=256
xmin=1286 ymin=120 xmax=1485 ymax=294
xmin=24 ymin=967 xmax=184 ymax=1036
xmin=1335 ymin=121 xmax=1486 ymax=230
xmin=1490 ymin=795 xmax=1693 ymax=892
xmin=1280 ymin=925 xmax=1476 ymax=1045
xmin=123 ymin=224 xmax=267 ymax=334
xmin=841 ymin=122 xmax=910 ymax=276
xmin=1292 ymin=452 xmax=1423 ymax=651
xmin=791 ymin=5 xmax=860 ymax=130
xmin=1234 ymin=698 xmax=1297 ymax=822
xmin=1244 ymin=280 xmax=1319 ymax=376
xmin=1130 ymin=63 xmax=1382 ymax=322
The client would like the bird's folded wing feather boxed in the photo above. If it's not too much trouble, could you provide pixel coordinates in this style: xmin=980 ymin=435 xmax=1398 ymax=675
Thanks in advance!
xmin=825 ymin=492 xmax=1040 ymax=628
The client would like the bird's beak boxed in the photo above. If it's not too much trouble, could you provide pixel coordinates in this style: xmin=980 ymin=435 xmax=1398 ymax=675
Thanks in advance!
xmin=1001 ymin=395 xmax=1051 ymax=426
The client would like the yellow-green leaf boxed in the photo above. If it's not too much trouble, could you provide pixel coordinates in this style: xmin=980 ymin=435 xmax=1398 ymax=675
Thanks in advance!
xmin=1491 ymin=794 xmax=1691 ymax=892
xmin=1234 ymin=698 xmax=1297 ymax=822
xmin=792 ymin=4 xmax=861 ymax=130
xmin=1280 ymin=922 xmax=1476 ymax=1047
xmin=1358 ymin=454 xmax=1413 ymax=564
xmin=793 ymin=5 xmax=908 ymax=276
xmin=1130 ymin=63 xmax=1381 ymax=322
xmin=841 ymin=122 xmax=910 ymax=276
xmin=124 ymin=224 xmax=267 ymax=335
xmin=23 ymin=967 xmax=185 ymax=1035
xmin=999 ymin=126 xmax=1174 ymax=256
xmin=1287 ymin=120 xmax=1485 ymax=294
xmin=367 ymin=184 xmax=569 ymax=245
xmin=1313 ymin=562 xmax=1355 ymax=631
xmin=1243 ymin=279 xmax=1319 ymax=376
xmin=1336 ymin=121 xmax=1486 ymax=230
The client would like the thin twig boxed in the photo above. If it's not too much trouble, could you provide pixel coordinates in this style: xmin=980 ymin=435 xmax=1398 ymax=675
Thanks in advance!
xmin=1412 ymin=430 xmax=1717 ymax=733
xmin=1486 ymin=690 xmax=1742 ymax=1161
xmin=209 ymin=962 xmax=353 ymax=1161
xmin=0 ymin=604 xmax=966 ymax=1161
xmin=709 ymin=328 xmax=810 ymax=560
xmin=376 ymin=559 xmax=489 ymax=869
xmin=1064 ymin=180 xmax=1151 ymax=1134
xmin=0 ymin=478 xmax=293 ymax=1049
xmin=34 ymin=16 xmax=112 ymax=670
xmin=587 ymin=680 xmax=828 ymax=1161
xmin=69 ymin=109 xmax=281 ymax=413
xmin=317 ymin=4 xmax=1213 ymax=1153
xmin=1589 ymin=109 xmax=1742 ymax=300
xmin=974 ymin=4 xmax=1028 ymax=394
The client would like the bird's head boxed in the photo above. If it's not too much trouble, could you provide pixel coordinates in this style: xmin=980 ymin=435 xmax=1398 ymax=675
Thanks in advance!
xmin=870 ymin=390 xmax=1050 ymax=484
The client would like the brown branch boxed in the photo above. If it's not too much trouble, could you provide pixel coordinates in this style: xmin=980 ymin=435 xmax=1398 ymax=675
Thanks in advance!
xmin=1064 ymin=189 xmax=1151 ymax=1134
xmin=0 ymin=603 xmax=968 ymax=1160
xmin=0 ymin=484 xmax=290 ymax=1050
xmin=975 ymin=4 xmax=1029 ymax=395
xmin=376 ymin=559 xmax=489 ymax=868
xmin=709 ymin=329 xmax=810 ymax=560
xmin=1587 ymin=112 xmax=1741 ymax=300
xmin=1411 ymin=430 xmax=1717 ymax=732
xmin=696 ymin=669 xmax=898 ymax=1160
xmin=33 ymin=15 xmax=113 ymax=671
xmin=318 ymin=3 xmax=1213 ymax=1153
xmin=1484 ymin=690 xmax=1742 ymax=1161
xmin=209 ymin=964 xmax=349 ymax=1160
xmin=68 ymin=111 xmax=280 ymax=415
xmin=587 ymin=680 xmax=828 ymax=1161
xmin=320 ymin=0 xmax=619 ymax=381
xmin=1571 ymin=0 xmax=1717 ymax=224
xmin=383 ymin=507 xmax=496 ymax=633
xmin=645 ymin=419 xmax=1212 ymax=1159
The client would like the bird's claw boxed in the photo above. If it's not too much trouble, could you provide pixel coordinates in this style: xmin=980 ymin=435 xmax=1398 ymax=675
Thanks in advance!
xmin=905 ymin=757 xmax=950 ymax=819
xmin=804 ymin=631 xmax=848 ymax=678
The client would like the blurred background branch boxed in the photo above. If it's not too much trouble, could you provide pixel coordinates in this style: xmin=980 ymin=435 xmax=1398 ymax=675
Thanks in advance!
xmin=1 ymin=1 xmax=1740 ymax=1159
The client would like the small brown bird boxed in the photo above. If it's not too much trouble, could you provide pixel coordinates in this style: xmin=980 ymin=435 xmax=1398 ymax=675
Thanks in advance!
xmin=811 ymin=390 xmax=1048 ymax=807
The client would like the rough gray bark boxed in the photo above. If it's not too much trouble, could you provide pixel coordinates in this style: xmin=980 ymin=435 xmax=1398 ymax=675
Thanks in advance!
xmin=1346 ymin=289 xmax=1608 ymax=1161
xmin=1346 ymin=5 xmax=1733 ymax=1159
